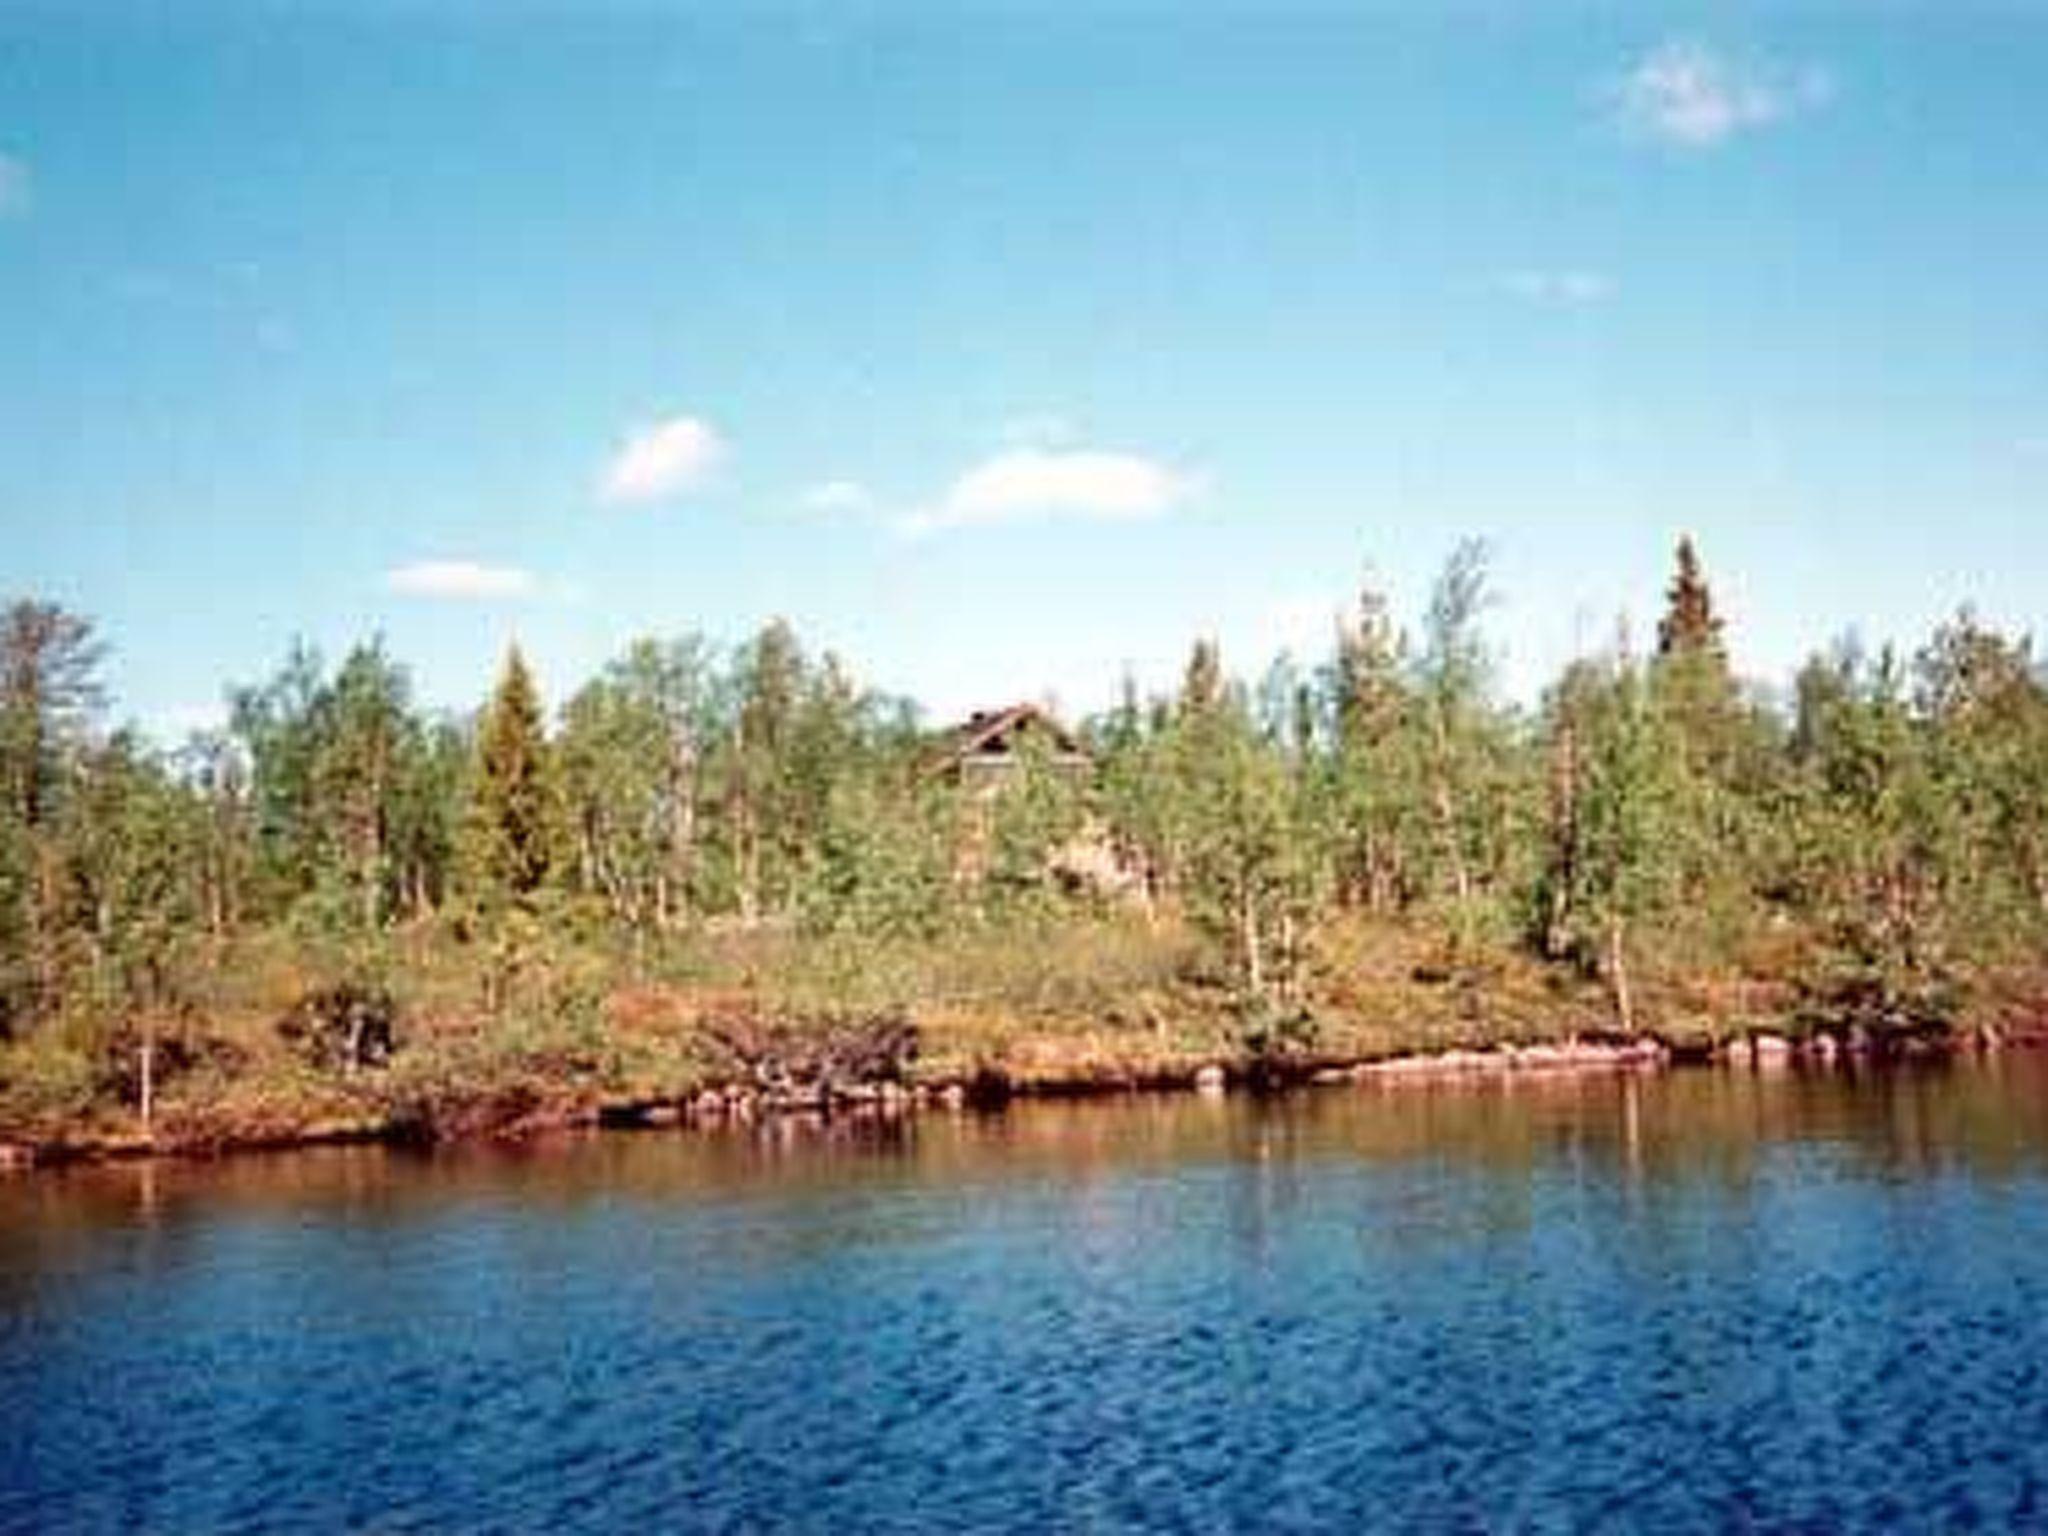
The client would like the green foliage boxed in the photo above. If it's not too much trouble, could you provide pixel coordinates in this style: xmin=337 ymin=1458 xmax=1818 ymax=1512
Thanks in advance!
xmin=0 ymin=600 xmax=104 ymax=830
xmin=800 ymin=772 xmax=955 ymax=940
xmin=7 ymin=530 xmax=2048 ymax=1139
xmin=468 ymin=645 xmax=557 ymax=903
xmin=229 ymin=639 xmax=459 ymax=925
xmin=981 ymin=727 xmax=1089 ymax=919
xmin=1148 ymin=644 xmax=1320 ymax=1000
xmin=558 ymin=636 xmax=713 ymax=931
xmin=1416 ymin=544 xmax=1503 ymax=906
xmin=1656 ymin=534 xmax=1725 ymax=661
xmin=1533 ymin=647 xmax=1684 ymax=1026
xmin=1324 ymin=581 xmax=1422 ymax=911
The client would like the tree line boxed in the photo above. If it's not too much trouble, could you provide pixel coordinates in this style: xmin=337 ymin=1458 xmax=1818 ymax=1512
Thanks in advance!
xmin=4 ymin=537 xmax=2046 ymax=1048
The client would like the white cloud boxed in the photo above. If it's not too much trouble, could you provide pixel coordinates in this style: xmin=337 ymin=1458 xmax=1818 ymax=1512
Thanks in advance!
xmin=386 ymin=560 xmax=537 ymax=600
xmin=597 ymin=413 xmax=725 ymax=504
xmin=1498 ymin=268 xmax=1612 ymax=306
xmin=799 ymin=478 xmax=875 ymax=514
xmin=0 ymin=152 xmax=30 ymax=217
xmin=903 ymin=447 xmax=1195 ymax=536
xmin=1613 ymin=41 xmax=1829 ymax=148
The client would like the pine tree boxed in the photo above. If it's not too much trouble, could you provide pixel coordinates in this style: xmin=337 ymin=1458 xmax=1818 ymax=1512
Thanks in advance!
xmin=468 ymin=646 xmax=555 ymax=901
xmin=1648 ymin=537 xmax=1762 ymax=942
xmin=1656 ymin=536 xmax=1724 ymax=660
xmin=1179 ymin=639 xmax=1224 ymax=720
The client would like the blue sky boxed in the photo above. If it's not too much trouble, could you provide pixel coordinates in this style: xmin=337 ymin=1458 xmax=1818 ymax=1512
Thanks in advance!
xmin=4 ymin=2 xmax=2046 ymax=734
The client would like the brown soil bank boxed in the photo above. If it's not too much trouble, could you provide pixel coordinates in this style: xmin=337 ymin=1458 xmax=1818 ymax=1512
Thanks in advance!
xmin=4 ymin=1017 xmax=2030 ymax=1172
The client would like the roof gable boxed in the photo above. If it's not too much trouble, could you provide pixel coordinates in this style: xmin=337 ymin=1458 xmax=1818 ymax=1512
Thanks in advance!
xmin=937 ymin=703 xmax=1087 ymax=768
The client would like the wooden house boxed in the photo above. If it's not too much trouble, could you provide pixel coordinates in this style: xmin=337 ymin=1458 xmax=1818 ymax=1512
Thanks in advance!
xmin=932 ymin=704 xmax=1147 ymax=903
xmin=933 ymin=702 xmax=1091 ymax=796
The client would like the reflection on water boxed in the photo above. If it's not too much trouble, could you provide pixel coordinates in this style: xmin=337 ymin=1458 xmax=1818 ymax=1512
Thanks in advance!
xmin=5 ymin=1057 xmax=2048 ymax=1530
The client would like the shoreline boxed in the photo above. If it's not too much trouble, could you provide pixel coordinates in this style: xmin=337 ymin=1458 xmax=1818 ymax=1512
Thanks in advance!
xmin=5 ymin=1025 xmax=2027 ymax=1173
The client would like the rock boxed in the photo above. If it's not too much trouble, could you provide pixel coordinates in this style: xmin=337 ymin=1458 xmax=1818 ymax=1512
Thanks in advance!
xmin=938 ymin=1083 xmax=967 ymax=1110
xmin=1194 ymin=1064 xmax=1227 ymax=1095
xmin=1752 ymin=1033 xmax=1793 ymax=1068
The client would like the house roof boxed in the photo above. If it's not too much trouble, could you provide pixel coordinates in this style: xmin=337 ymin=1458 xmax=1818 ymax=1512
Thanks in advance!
xmin=935 ymin=702 xmax=1087 ymax=767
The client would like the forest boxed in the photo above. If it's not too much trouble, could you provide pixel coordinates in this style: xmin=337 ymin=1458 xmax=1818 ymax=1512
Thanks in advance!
xmin=4 ymin=538 xmax=2047 ymax=1149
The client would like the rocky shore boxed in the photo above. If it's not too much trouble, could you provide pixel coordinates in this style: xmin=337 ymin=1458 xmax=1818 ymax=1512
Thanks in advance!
xmin=3 ymin=1023 xmax=2024 ymax=1172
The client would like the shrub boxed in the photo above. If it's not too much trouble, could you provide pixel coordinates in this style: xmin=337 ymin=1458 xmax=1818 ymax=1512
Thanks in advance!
xmin=277 ymin=983 xmax=399 ymax=1073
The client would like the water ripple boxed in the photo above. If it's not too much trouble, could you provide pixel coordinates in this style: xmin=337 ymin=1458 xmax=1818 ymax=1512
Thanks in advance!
xmin=6 ymin=1065 xmax=2048 ymax=1531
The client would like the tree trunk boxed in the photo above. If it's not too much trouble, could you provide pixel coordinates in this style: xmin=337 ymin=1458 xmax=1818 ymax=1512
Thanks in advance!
xmin=1607 ymin=912 xmax=1634 ymax=1034
xmin=206 ymin=849 xmax=225 ymax=940
xmin=21 ymin=857 xmax=44 ymax=1015
xmin=1279 ymin=909 xmax=1297 ymax=1004
xmin=138 ymin=1020 xmax=156 ymax=1134
xmin=663 ymin=733 xmax=697 ymax=930
xmin=1545 ymin=709 xmax=1580 ymax=959
xmin=1240 ymin=885 xmax=1264 ymax=999
xmin=738 ymin=795 xmax=760 ymax=929
xmin=1429 ymin=710 xmax=1471 ymax=906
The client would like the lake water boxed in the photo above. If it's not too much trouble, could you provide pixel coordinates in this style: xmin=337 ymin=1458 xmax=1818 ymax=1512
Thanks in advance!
xmin=6 ymin=1059 xmax=2048 ymax=1532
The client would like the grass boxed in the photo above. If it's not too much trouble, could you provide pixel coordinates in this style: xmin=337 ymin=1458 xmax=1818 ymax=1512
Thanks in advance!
xmin=0 ymin=906 xmax=2029 ymax=1158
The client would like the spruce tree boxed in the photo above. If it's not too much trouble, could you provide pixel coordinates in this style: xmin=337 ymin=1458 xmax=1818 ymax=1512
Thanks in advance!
xmin=1656 ymin=535 xmax=1724 ymax=660
xmin=1649 ymin=536 xmax=1753 ymax=912
xmin=1178 ymin=639 xmax=1223 ymax=719
xmin=469 ymin=645 xmax=555 ymax=900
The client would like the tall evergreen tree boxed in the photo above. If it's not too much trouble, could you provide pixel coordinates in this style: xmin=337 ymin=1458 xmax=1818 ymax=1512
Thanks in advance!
xmin=1178 ymin=639 xmax=1224 ymax=719
xmin=1656 ymin=535 xmax=1724 ymax=660
xmin=468 ymin=646 xmax=555 ymax=901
